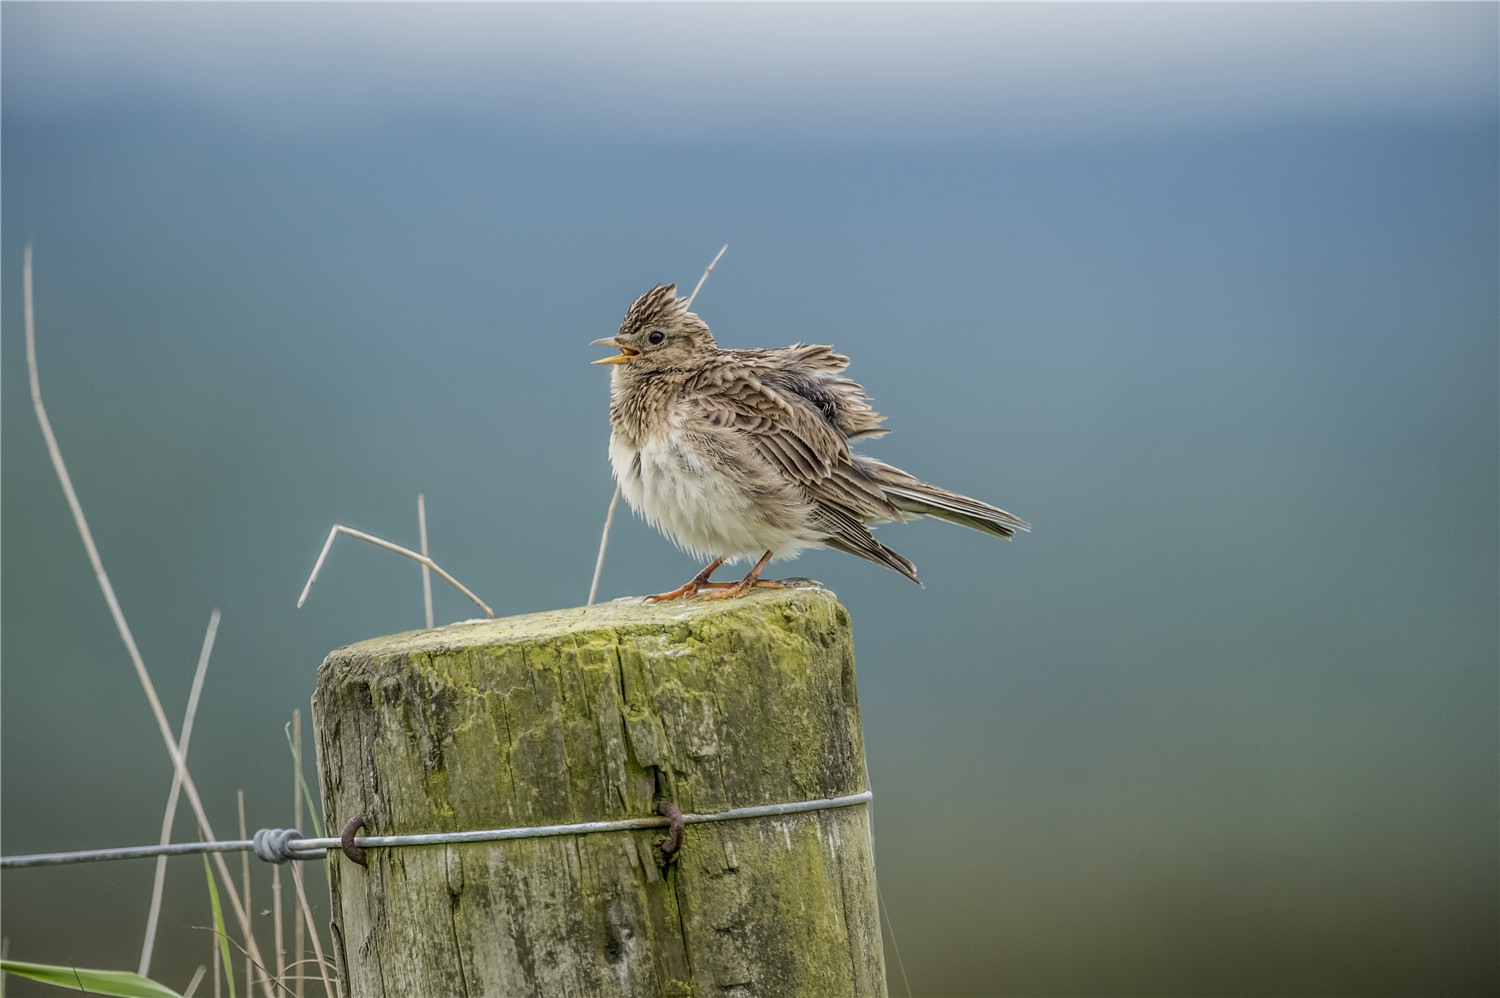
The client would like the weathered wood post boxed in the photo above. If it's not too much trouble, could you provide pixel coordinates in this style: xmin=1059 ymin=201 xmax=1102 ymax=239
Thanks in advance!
xmin=313 ymin=586 xmax=886 ymax=997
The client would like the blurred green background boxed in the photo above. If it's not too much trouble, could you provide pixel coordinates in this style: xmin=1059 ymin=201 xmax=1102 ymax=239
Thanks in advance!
xmin=3 ymin=3 xmax=1496 ymax=995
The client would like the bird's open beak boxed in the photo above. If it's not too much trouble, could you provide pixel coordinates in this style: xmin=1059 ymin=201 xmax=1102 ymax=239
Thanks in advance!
xmin=591 ymin=338 xmax=640 ymax=365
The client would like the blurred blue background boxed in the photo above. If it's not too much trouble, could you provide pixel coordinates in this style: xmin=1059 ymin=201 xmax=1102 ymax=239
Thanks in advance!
xmin=3 ymin=3 xmax=1495 ymax=995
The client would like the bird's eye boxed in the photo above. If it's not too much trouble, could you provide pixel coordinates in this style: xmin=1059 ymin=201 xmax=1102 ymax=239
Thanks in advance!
xmin=648 ymin=330 xmax=665 ymax=345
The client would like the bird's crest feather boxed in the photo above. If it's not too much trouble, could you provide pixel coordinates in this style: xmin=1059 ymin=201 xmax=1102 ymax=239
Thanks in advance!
xmin=620 ymin=284 xmax=689 ymax=337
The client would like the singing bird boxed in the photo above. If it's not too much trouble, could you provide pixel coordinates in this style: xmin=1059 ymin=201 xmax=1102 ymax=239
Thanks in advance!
xmin=592 ymin=284 xmax=1028 ymax=601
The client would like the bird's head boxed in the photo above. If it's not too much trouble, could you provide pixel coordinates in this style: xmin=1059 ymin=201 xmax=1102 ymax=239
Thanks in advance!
xmin=592 ymin=284 xmax=717 ymax=371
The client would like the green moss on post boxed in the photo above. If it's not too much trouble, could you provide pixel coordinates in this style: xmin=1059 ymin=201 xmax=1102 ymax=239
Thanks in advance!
xmin=313 ymin=587 xmax=886 ymax=997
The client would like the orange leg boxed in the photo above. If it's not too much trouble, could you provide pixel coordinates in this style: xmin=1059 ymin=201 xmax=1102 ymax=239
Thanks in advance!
xmin=645 ymin=556 xmax=729 ymax=602
xmin=701 ymin=550 xmax=786 ymax=600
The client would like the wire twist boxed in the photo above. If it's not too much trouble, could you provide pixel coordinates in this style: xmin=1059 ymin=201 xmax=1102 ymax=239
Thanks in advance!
xmin=251 ymin=828 xmax=304 ymax=864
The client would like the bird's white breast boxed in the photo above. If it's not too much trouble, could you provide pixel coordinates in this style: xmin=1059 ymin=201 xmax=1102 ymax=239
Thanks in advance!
xmin=609 ymin=424 xmax=814 ymax=565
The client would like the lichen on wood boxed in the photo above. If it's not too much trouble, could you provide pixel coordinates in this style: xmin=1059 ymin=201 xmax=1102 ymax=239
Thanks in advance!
xmin=313 ymin=586 xmax=886 ymax=997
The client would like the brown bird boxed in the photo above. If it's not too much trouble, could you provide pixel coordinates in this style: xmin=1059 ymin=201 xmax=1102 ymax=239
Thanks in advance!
xmin=592 ymin=284 xmax=1028 ymax=601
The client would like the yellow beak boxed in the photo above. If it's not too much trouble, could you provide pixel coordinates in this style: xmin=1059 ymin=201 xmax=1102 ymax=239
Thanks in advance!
xmin=591 ymin=338 xmax=640 ymax=365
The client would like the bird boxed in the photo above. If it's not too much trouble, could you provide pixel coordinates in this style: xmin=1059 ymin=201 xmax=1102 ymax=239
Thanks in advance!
xmin=592 ymin=283 xmax=1028 ymax=602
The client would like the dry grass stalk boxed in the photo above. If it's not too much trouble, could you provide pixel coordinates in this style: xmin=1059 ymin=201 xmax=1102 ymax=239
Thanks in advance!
xmin=275 ymin=965 xmax=333 ymax=991
xmin=209 ymin=928 xmax=308 ymax=998
xmin=183 ymin=964 xmax=208 ymax=998
xmin=588 ymin=244 xmax=727 ymax=603
xmin=296 ymin=524 xmax=493 ymax=620
xmin=238 ymin=791 xmax=259 ymax=998
xmin=289 ymin=865 xmax=337 ymax=998
xmin=24 ymin=246 xmax=273 ymax=995
xmin=140 ymin=608 xmax=221 ymax=976
xmin=271 ymin=864 xmax=285 ymax=995
xmin=292 ymin=712 xmax=305 ymax=998
xmin=417 ymin=495 xmax=434 ymax=629
xmin=586 ymin=485 xmax=622 ymax=606
xmin=685 ymin=243 xmax=728 ymax=309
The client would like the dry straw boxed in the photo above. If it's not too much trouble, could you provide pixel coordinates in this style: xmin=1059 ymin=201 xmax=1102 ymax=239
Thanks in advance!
xmin=140 ymin=609 xmax=220 ymax=977
xmin=297 ymin=522 xmax=492 ymax=620
xmin=25 ymin=246 xmax=276 ymax=996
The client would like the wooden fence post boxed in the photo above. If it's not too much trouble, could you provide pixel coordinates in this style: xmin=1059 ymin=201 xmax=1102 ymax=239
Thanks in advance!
xmin=313 ymin=586 xmax=886 ymax=997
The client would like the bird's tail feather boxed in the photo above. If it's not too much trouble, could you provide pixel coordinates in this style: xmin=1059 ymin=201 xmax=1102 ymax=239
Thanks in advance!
xmin=859 ymin=458 xmax=1030 ymax=539
xmin=823 ymin=535 xmax=922 ymax=585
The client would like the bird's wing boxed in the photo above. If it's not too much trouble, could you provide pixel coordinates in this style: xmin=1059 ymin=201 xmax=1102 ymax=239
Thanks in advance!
xmin=686 ymin=366 xmax=851 ymax=484
xmin=730 ymin=346 xmax=890 ymax=441
xmin=769 ymin=343 xmax=850 ymax=373
xmin=685 ymin=360 xmax=920 ymax=580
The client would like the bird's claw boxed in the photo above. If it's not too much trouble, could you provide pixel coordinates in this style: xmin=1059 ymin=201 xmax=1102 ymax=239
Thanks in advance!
xmin=700 ymin=579 xmax=785 ymax=601
xmin=643 ymin=580 xmax=735 ymax=602
xmin=643 ymin=583 xmax=696 ymax=603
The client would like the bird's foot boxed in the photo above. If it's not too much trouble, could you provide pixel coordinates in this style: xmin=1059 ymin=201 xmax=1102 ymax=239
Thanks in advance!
xmin=700 ymin=579 xmax=785 ymax=601
xmin=643 ymin=580 xmax=739 ymax=603
xmin=643 ymin=557 xmax=731 ymax=602
xmin=643 ymin=581 xmax=700 ymax=602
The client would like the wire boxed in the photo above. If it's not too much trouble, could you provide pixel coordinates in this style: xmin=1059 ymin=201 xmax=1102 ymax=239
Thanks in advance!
xmin=1 ymin=791 xmax=873 ymax=869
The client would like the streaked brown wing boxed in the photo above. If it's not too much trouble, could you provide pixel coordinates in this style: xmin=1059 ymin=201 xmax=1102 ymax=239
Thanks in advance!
xmin=685 ymin=367 xmax=905 ymax=525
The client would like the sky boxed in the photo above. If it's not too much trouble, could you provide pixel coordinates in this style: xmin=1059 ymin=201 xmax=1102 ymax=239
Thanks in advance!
xmin=3 ymin=3 xmax=1497 ymax=996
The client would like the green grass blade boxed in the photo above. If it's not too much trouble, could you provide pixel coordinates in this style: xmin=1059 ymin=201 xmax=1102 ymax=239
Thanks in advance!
xmin=0 ymin=960 xmax=183 ymax=998
xmin=285 ymin=722 xmax=323 ymax=837
xmin=202 ymin=855 xmax=236 ymax=998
